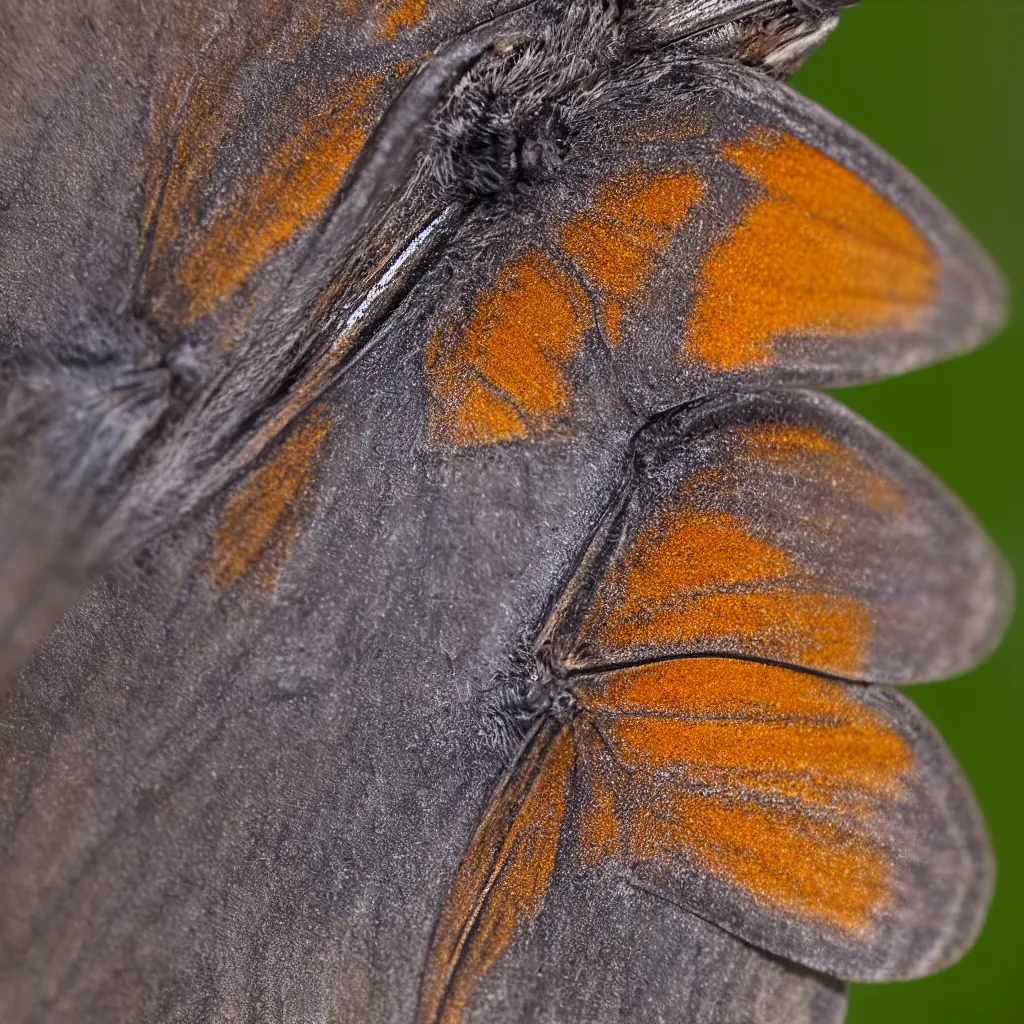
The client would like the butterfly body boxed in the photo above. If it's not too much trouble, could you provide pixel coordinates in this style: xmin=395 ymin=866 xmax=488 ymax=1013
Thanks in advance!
xmin=0 ymin=1 xmax=1010 ymax=1022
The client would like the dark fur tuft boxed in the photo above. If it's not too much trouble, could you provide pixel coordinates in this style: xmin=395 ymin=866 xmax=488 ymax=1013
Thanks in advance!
xmin=425 ymin=0 xmax=843 ymax=201
xmin=427 ymin=1 xmax=624 ymax=201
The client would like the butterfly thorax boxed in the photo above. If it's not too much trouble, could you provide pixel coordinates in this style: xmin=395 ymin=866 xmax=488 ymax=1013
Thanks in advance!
xmin=426 ymin=0 xmax=847 ymax=202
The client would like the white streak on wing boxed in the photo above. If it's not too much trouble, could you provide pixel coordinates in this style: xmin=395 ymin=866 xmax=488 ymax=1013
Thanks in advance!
xmin=228 ymin=210 xmax=451 ymax=473
xmin=340 ymin=214 xmax=444 ymax=335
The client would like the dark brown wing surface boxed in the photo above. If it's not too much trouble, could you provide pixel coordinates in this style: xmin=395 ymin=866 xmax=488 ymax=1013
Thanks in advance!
xmin=419 ymin=716 xmax=848 ymax=1024
xmin=1 ymin=4 xmax=1006 ymax=678
xmin=0 ymin=4 xmax=1009 ymax=1023
xmin=568 ymin=658 xmax=990 ymax=982
xmin=0 ymin=0 xmax=507 ymax=679
xmin=420 ymin=63 xmax=1006 ymax=450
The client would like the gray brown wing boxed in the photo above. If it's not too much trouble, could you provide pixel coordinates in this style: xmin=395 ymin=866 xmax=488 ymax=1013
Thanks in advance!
xmin=456 ymin=869 xmax=848 ymax=1024
xmin=0 ymin=0 xmax=507 ymax=681
xmin=569 ymin=659 xmax=991 ymax=982
xmin=418 ymin=59 xmax=1006 ymax=445
xmin=413 ymin=388 xmax=1002 ymax=1017
xmin=541 ymin=390 xmax=1009 ymax=684
xmin=1 ymin=5 xmax=1005 ymax=681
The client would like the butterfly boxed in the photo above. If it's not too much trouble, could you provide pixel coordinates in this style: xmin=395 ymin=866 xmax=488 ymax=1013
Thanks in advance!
xmin=0 ymin=2 xmax=1010 ymax=1023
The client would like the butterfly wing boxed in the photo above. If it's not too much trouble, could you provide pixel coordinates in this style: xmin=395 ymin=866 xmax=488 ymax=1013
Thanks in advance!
xmin=419 ymin=388 xmax=1004 ymax=1013
xmin=0 ymin=0 xmax=495 ymax=342
xmin=131 ymin=0 xmax=507 ymax=332
xmin=3 ymin=3 xmax=1005 ymax=677
xmin=545 ymin=389 xmax=1003 ymax=979
xmin=422 ymin=60 xmax=1006 ymax=448
xmin=2 ymin=7 xmax=1005 ymax=679
xmin=542 ymin=390 xmax=1009 ymax=684
xmin=595 ymin=65 xmax=1006 ymax=405
xmin=419 ymin=719 xmax=848 ymax=1024
xmin=0 ymin=0 xmax=504 ymax=679
xmin=0 ymin=1 xmax=177 ymax=676
xmin=570 ymin=658 xmax=990 ymax=982
xmin=0 ymin=4 xmax=1008 ymax=1022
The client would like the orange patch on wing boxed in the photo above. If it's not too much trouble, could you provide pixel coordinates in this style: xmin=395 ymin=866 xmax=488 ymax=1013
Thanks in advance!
xmin=139 ymin=4 xmax=385 ymax=325
xmin=142 ymin=71 xmax=229 ymax=294
xmin=739 ymin=423 xmax=907 ymax=515
xmin=687 ymin=131 xmax=937 ymax=370
xmin=633 ymin=793 xmax=890 ymax=933
xmin=560 ymin=171 xmax=703 ymax=344
xmin=636 ymin=590 xmax=870 ymax=675
xmin=580 ymin=508 xmax=871 ymax=675
xmin=381 ymin=0 xmax=428 ymax=39
xmin=423 ymin=661 xmax=906 ymax=1019
xmin=426 ymin=250 xmax=592 ymax=446
xmin=595 ymin=660 xmax=909 ymax=801
xmin=577 ymin=743 xmax=621 ymax=866
xmin=602 ymin=509 xmax=792 ymax=612
xmin=209 ymin=408 xmax=332 ymax=589
xmin=176 ymin=74 xmax=382 ymax=320
xmin=419 ymin=722 xmax=572 ymax=1024
xmin=576 ymin=658 xmax=911 ymax=932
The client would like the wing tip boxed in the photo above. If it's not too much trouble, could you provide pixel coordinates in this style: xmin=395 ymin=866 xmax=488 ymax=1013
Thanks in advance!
xmin=957 ymin=234 xmax=1010 ymax=356
xmin=875 ymin=768 xmax=994 ymax=984
xmin=963 ymin=539 xmax=1015 ymax=674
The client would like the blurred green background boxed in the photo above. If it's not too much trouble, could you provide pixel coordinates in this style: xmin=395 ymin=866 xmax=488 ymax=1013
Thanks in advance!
xmin=791 ymin=2 xmax=1022 ymax=1022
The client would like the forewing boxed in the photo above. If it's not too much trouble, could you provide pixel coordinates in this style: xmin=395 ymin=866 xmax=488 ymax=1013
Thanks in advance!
xmin=419 ymin=58 xmax=1005 ymax=447
xmin=542 ymin=390 xmax=1009 ymax=684
xmin=2 ymin=9 xmax=1007 ymax=678
xmin=543 ymin=61 xmax=1006 ymax=411
xmin=569 ymin=657 xmax=991 ymax=981
xmin=131 ymin=0 xmax=505 ymax=333
xmin=0 ymin=0 xmax=493 ymax=346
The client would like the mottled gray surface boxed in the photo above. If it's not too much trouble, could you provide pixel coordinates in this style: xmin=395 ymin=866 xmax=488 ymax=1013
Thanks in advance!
xmin=0 ymin=1 xmax=1009 ymax=1021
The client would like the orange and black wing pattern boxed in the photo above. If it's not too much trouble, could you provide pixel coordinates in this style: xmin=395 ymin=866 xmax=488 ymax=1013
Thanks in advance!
xmin=0 ymin=4 xmax=1010 ymax=1022
xmin=1 ymin=4 xmax=1005 ymax=677
xmin=0 ymin=0 xmax=509 ymax=676
xmin=135 ymin=0 xmax=495 ymax=333
xmin=418 ymin=65 xmax=1004 ymax=454
xmin=543 ymin=390 xmax=1008 ymax=684
xmin=418 ymin=391 xmax=1006 ymax=1022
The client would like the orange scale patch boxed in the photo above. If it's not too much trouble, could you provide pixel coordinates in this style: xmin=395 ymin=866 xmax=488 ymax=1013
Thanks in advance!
xmin=560 ymin=171 xmax=703 ymax=345
xmin=686 ymin=131 xmax=937 ymax=371
xmin=419 ymin=723 xmax=573 ymax=1024
xmin=628 ymin=791 xmax=891 ymax=934
xmin=209 ymin=408 xmax=332 ymax=589
xmin=584 ymin=657 xmax=846 ymax=720
xmin=581 ymin=508 xmax=871 ymax=675
xmin=176 ymin=74 xmax=383 ymax=321
xmin=380 ymin=0 xmax=428 ymax=40
xmin=575 ymin=737 xmax=622 ymax=866
xmin=608 ymin=713 xmax=905 ymax=801
xmin=426 ymin=250 xmax=592 ymax=447
xmin=141 ymin=73 xmax=230 ymax=300
xmin=589 ymin=661 xmax=910 ymax=802
xmin=573 ymin=659 xmax=911 ymax=932
xmin=597 ymin=509 xmax=793 ymax=618
xmin=636 ymin=590 xmax=871 ymax=676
